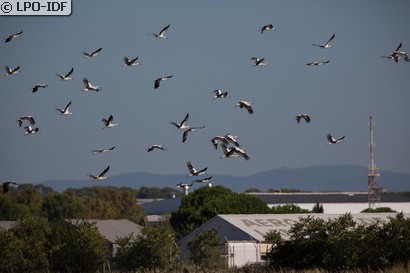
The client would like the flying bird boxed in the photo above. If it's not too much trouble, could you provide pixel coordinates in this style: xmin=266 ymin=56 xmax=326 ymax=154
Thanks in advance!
xmin=176 ymin=182 xmax=194 ymax=195
xmin=2 ymin=181 xmax=19 ymax=194
xmin=176 ymin=182 xmax=193 ymax=188
xmin=381 ymin=54 xmax=398 ymax=62
xmin=251 ymin=57 xmax=267 ymax=66
xmin=236 ymin=100 xmax=254 ymax=114
xmin=55 ymin=101 xmax=73 ymax=115
xmin=220 ymin=144 xmax=237 ymax=159
xmin=154 ymin=75 xmax=173 ymax=89
xmin=260 ymin=24 xmax=275 ymax=34
xmin=182 ymin=128 xmax=194 ymax=143
xmin=382 ymin=43 xmax=409 ymax=62
xmin=306 ymin=60 xmax=330 ymax=66
xmin=102 ymin=115 xmax=118 ymax=128
xmin=210 ymin=136 xmax=228 ymax=150
xmin=312 ymin=33 xmax=335 ymax=48
xmin=193 ymin=177 xmax=212 ymax=183
xmin=171 ymin=113 xmax=205 ymax=141
xmin=220 ymin=144 xmax=250 ymax=160
xmin=170 ymin=113 xmax=190 ymax=130
xmin=92 ymin=146 xmax=115 ymax=154
xmin=16 ymin=115 xmax=35 ymax=127
xmin=24 ymin=126 xmax=40 ymax=135
xmin=4 ymin=66 xmax=20 ymax=76
xmin=83 ymin=47 xmax=102 ymax=58
xmin=82 ymin=78 xmax=102 ymax=92
xmin=182 ymin=127 xmax=204 ymax=143
xmin=32 ymin=84 xmax=48 ymax=93
xmin=56 ymin=67 xmax=74 ymax=80
xmin=122 ymin=56 xmax=140 ymax=67
xmin=193 ymin=177 xmax=213 ymax=187
xmin=393 ymin=43 xmax=409 ymax=62
xmin=88 ymin=165 xmax=110 ymax=180
xmin=187 ymin=161 xmax=207 ymax=176
xmin=225 ymin=133 xmax=240 ymax=147
xmin=5 ymin=31 xmax=22 ymax=43
xmin=212 ymin=89 xmax=230 ymax=99
xmin=294 ymin=114 xmax=311 ymax=123
xmin=149 ymin=24 xmax=170 ymax=39
xmin=146 ymin=144 xmax=166 ymax=152
xmin=232 ymin=146 xmax=250 ymax=160
xmin=327 ymin=133 xmax=345 ymax=144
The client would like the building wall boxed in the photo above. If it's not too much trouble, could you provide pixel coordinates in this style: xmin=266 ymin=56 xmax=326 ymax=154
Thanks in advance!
xmin=225 ymin=241 xmax=263 ymax=268
xmin=179 ymin=217 xmax=252 ymax=260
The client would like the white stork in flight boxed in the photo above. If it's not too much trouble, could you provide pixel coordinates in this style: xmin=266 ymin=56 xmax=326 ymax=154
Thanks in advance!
xmin=327 ymin=133 xmax=345 ymax=144
xmin=312 ymin=33 xmax=335 ymax=48
xmin=88 ymin=165 xmax=110 ymax=180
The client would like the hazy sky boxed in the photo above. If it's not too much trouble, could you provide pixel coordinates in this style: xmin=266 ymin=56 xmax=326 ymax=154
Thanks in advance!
xmin=1 ymin=1 xmax=410 ymax=185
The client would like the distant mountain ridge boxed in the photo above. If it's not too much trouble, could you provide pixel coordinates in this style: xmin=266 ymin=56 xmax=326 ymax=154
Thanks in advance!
xmin=39 ymin=165 xmax=410 ymax=193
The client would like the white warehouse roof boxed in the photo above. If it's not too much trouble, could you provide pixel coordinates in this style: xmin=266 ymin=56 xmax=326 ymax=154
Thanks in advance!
xmin=180 ymin=213 xmax=410 ymax=244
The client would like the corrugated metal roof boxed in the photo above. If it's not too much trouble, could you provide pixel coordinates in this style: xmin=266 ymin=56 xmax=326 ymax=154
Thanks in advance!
xmin=219 ymin=213 xmax=410 ymax=241
xmin=69 ymin=219 xmax=142 ymax=243
xmin=180 ymin=213 xmax=410 ymax=244
xmin=0 ymin=219 xmax=142 ymax=243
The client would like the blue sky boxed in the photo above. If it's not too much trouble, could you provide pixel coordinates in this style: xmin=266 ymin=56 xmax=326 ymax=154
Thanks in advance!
xmin=1 ymin=1 xmax=410 ymax=185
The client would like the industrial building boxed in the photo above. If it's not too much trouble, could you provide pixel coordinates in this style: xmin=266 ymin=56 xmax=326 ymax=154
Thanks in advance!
xmin=140 ymin=192 xmax=410 ymax=221
xmin=249 ymin=192 xmax=410 ymax=214
xmin=179 ymin=213 xmax=410 ymax=268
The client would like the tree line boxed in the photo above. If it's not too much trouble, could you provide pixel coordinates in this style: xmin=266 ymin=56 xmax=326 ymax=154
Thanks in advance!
xmin=264 ymin=212 xmax=410 ymax=272
xmin=0 ymin=184 xmax=183 ymax=223
xmin=1 ymin=184 xmax=409 ymax=272
xmin=1 ymin=212 xmax=409 ymax=272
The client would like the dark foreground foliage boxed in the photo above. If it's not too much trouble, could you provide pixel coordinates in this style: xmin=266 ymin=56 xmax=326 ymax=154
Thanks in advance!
xmin=0 ymin=218 xmax=110 ymax=273
xmin=265 ymin=213 xmax=410 ymax=272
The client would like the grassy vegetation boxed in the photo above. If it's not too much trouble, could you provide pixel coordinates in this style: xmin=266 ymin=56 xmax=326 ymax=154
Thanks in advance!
xmin=107 ymin=264 xmax=410 ymax=273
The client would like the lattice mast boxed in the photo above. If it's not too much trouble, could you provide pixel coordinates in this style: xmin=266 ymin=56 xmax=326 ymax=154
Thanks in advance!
xmin=368 ymin=115 xmax=381 ymax=207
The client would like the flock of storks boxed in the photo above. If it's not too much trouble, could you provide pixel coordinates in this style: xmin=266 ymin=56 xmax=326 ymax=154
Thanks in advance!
xmin=2 ymin=24 xmax=409 ymax=194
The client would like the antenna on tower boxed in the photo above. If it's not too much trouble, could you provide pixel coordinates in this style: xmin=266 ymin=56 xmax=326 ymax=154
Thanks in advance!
xmin=368 ymin=115 xmax=381 ymax=208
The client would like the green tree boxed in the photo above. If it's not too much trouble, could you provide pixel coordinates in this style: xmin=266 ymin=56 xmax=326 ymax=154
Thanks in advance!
xmin=170 ymin=186 xmax=271 ymax=237
xmin=117 ymin=187 xmax=145 ymax=224
xmin=382 ymin=213 xmax=410 ymax=270
xmin=137 ymin=186 xmax=182 ymax=199
xmin=187 ymin=229 xmax=226 ymax=272
xmin=14 ymin=184 xmax=44 ymax=216
xmin=114 ymin=225 xmax=178 ymax=272
xmin=68 ymin=186 xmax=144 ymax=223
xmin=0 ymin=218 xmax=50 ymax=272
xmin=311 ymin=200 xmax=324 ymax=213
xmin=0 ymin=218 xmax=111 ymax=273
xmin=243 ymin=187 xmax=262 ymax=193
xmin=361 ymin=206 xmax=396 ymax=213
xmin=48 ymin=220 xmax=111 ymax=273
xmin=270 ymin=204 xmax=310 ymax=214
xmin=322 ymin=214 xmax=360 ymax=271
xmin=356 ymin=222 xmax=390 ymax=271
xmin=263 ymin=230 xmax=282 ymax=262
xmin=0 ymin=194 xmax=31 ymax=220
xmin=42 ymin=192 xmax=85 ymax=220
xmin=266 ymin=213 xmax=410 ymax=272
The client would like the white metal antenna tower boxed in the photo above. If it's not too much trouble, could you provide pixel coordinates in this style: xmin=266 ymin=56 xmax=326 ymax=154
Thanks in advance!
xmin=368 ymin=115 xmax=381 ymax=208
